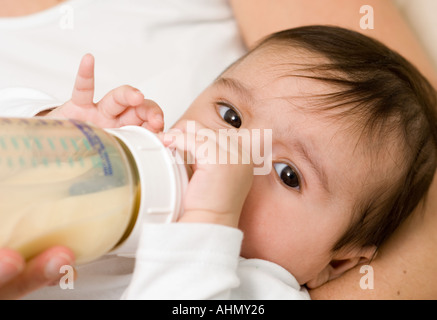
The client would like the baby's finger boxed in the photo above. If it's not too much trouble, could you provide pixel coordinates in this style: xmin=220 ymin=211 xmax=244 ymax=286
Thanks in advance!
xmin=160 ymin=128 xmax=204 ymax=169
xmin=162 ymin=120 xmax=210 ymax=151
xmin=136 ymin=99 xmax=164 ymax=133
xmin=99 ymin=85 xmax=144 ymax=118
xmin=71 ymin=54 xmax=95 ymax=108
xmin=116 ymin=101 xmax=164 ymax=132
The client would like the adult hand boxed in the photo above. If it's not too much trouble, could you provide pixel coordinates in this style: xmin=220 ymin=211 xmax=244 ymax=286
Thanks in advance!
xmin=0 ymin=246 xmax=75 ymax=300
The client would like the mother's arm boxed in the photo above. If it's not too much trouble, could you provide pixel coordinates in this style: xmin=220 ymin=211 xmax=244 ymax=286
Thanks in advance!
xmin=230 ymin=0 xmax=437 ymax=88
xmin=230 ymin=0 xmax=437 ymax=299
xmin=310 ymin=174 xmax=437 ymax=299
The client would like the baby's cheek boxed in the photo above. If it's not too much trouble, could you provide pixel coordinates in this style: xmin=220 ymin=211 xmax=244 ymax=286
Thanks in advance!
xmin=237 ymin=179 xmax=278 ymax=259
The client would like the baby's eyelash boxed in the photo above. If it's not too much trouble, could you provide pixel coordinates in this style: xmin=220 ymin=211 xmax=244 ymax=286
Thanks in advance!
xmin=216 ymin=101 xmax=242 ymax=128
xmin=216 ymin=100 xmax=236 ymax=111
xmin=273 ymin=161 xmax=303 ymax=192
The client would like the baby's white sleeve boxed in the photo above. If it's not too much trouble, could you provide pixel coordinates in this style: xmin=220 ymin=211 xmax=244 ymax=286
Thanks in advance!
xmin=121 ymin=223 xmax=243 ymax=300
xmin=0 ymin=87 xmax=62 ymax=117
xmin=121 ymin=223 xmax=310 ymax=300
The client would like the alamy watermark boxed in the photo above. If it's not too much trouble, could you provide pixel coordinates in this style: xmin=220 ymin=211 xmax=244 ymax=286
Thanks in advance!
xmin=59 ymin=5 xmax=74 ymax=30
xmin=359 ymin=265 xmax=374 ymax=290
xmin=59 ymin=265 xmax=74 ymax=290
xmin=360 ymin=5 xmax=375 ymax=30
xmin=57 ymin=263 xmax=375 ymax=291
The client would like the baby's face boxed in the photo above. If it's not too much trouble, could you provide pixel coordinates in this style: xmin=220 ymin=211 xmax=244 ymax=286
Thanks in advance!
xmin=172 ymin=49 xmax=377 ymax=286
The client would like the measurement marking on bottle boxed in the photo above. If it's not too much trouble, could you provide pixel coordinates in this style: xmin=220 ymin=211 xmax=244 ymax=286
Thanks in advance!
xmin=18 ymin=118 xmax=29 ymax=125
xmin=46 ymin=138 xmax=56 ymax=150
xmin=0 ymin=137 xmax=6 ymax=150
xmin=38 ymin=119 xmax=48 ymax=126
xmin=82 ymin=139 xmax=91 ymax=151
xmin=91 ymin=156 xmax=102 ymax=169
xmin=42 ymin=158 xmax=49 ymax=167
xmin=34 ymin=138 xmax=43 ymax=150
xmin=70 ymin=139 xmax=79 ymax=151
xmin=60 ymin=138 xmax=68 ymax=151
xmin=10 ymin=137 xmax=19 ymax=150
xmin=22 ymin=137 xmax=31 ymax=149
xmin=78 ymin=157 xmax=85 ymax=167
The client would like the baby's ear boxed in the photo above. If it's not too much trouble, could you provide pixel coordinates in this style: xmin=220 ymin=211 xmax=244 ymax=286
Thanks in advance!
xmin=306 ymin=246 xmax=376 ymax=289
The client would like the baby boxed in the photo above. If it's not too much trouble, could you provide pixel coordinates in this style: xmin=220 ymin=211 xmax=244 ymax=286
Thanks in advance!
xmin=46 ymin=25 xmax=437 ymax=299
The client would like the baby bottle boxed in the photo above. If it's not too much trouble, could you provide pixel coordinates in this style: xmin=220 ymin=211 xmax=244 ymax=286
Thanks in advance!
xmin=0 ymin=117 xmax=187 ymax=264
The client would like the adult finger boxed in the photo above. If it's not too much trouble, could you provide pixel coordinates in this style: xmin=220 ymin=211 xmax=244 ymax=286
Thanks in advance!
xmin=0 ymin=246 xmax=75 ymax=300
xmin=0 ymin=249 xmax=25 ymax=287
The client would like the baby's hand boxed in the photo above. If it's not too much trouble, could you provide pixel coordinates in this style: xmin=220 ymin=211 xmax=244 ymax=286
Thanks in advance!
xmin=162 ymin=122 xmax=254 ymax=228
xmin=46 ymin=54 xmax=164 ymax=132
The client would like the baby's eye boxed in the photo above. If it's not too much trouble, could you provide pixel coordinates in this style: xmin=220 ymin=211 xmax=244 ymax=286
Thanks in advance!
xmin=274 ymin=163 xmax=300 ymax=190
xmin=218 ymin=103 xmax=242 ymax=128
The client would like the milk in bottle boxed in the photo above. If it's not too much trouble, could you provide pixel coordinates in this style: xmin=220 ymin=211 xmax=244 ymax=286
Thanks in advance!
xmin=0 ymin=117 xmax=187 ymax=264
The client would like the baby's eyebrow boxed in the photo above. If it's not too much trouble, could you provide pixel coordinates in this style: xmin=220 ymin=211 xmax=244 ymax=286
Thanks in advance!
xmin=213 ymin=77 xmax=255 ymax=105
xmin=292 ymin=139 xmax=331 ymax=195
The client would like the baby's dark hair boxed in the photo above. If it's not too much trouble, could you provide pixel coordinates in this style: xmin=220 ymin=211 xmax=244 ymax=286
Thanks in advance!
xmin=251 ymin=26 xmax=437 ymax=252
